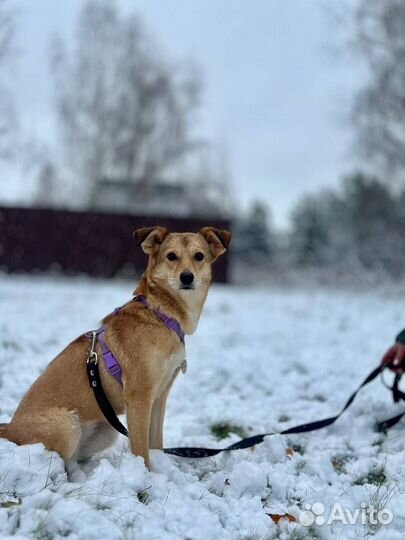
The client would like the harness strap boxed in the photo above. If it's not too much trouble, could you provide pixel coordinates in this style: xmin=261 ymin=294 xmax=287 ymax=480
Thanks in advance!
xmin=135 ymin=295 xmax=185 ymax=343
xmin=97 ymin=328 xmax=123 ymax=384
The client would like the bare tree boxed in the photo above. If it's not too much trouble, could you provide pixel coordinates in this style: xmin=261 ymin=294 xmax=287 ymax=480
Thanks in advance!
xmin=0 ymin=0 xmax=16 ymax=160
xmin=51 ymin=0 xmax=202 ymax=205
xmin=349 ymin=0 xmax=405 ymax=181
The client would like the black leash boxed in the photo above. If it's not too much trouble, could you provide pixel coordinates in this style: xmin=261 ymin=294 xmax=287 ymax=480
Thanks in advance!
xmin=86 ymin=350 xmax=405 ymax=458
xmin=164 ymin=363 xmax=405 ymax=458
xmin=87 ymin=353 xmax=128 ymax=437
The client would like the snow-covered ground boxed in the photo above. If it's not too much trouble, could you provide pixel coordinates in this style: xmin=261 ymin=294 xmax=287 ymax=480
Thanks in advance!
xmin=0 ymin=275 xmax=404 ymax=540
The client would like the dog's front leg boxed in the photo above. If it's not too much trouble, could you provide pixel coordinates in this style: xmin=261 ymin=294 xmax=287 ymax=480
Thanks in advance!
xmin=125 ymin=393 xmax=153 ymax=469
xmin=149 ymin=398 xmax=164 ymax=450
xmin=149 ymin=370 xmax=179 ymax=450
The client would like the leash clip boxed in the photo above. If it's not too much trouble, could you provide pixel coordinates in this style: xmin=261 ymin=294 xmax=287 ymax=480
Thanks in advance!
xmin=86 ymin=331 xmax=98 ymax=365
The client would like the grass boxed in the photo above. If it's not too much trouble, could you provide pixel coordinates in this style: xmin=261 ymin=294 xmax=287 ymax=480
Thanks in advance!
xmin=350 ymin=464 xmax=397 ymax=536
xmin=353 ymin=467 xmax=387 ymax=487
xmin=210 ymin=422 xmax=248 ymax=441
xmin=137 ymin=486 xmax=151 ymax=505
xmin=365 ymin=480 xmax=398 ymax=534
xmin=31 ymin=527 xmax=54 ymax=540
xmin=268 ymin=527 xmax=320 ymax=540
xmin=331 ymin=454 xmax=352 ymax=474
xmin=287 ymin=441 xmax=306 ymax=455
xmin=372 ymin=434 xmax=387 ymax=448
xmin=375 ymin=421 xmax=389 ymax=435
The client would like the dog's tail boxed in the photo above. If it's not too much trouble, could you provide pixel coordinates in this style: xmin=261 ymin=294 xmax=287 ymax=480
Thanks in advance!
xmin=0 ymin=423 xmax=9 ymax=439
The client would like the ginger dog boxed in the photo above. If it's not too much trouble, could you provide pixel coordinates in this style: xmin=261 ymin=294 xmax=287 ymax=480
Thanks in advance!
xmin=0 ymin=226 xmax=231 ymax=469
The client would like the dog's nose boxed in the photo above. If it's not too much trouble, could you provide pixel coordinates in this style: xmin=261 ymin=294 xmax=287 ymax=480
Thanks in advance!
xmin=180 ymin=271 xmax=194 ymax=285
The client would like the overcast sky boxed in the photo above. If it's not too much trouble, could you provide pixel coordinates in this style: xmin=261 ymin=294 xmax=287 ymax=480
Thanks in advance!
xmin=7 ymin=0 xmax=364 ymax=228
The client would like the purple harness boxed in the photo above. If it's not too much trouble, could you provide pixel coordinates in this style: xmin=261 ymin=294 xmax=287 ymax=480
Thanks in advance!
xmin=88 ymin=294 xmax=185 ymax=385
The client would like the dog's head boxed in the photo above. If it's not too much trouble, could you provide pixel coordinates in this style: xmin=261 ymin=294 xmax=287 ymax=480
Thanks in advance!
xmin=134 ymin=226 xmax=231 ymax=293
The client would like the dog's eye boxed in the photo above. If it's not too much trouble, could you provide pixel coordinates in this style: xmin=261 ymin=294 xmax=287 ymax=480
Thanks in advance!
xmin=166 ymin=252 xmax=178 ymax=261
xmin=194 ymin=252 xmax=204 ymax=261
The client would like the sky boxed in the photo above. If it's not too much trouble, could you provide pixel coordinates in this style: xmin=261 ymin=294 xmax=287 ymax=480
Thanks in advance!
xmin=4 ymin=0 xmax=365 ymax=229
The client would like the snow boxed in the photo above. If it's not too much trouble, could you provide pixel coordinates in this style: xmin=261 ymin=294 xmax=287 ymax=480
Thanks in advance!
xmin=0 ymin=275 xmax=404 ymax=540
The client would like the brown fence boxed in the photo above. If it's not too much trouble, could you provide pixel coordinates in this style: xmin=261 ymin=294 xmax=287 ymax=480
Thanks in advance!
xmin=0 ymin=207 xmax=231 ymax=282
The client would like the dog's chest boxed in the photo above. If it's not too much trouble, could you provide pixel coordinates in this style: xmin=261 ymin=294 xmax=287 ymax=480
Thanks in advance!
xmin=156 ymin=347 xmax=186 ymax=398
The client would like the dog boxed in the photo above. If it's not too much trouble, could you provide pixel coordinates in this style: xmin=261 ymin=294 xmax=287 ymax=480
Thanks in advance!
xmin=0 ymin=226 xmax=231 ymax=469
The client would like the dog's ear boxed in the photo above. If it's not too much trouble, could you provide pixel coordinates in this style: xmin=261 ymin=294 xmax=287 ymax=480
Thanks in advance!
xmin=199 ymin=227 xmax=232 ymax=262
xmin=133 ymin=226 xmax=169 ymax=255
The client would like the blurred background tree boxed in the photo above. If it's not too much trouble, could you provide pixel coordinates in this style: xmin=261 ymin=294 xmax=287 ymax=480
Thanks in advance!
xmin=287 ymin=172 xmax=404 ymax=280
xmin=349 ymin=0 xmax=405 ymax=181
xmin=0 ymin=0 xmax=17 ymax=161
xmin=234 ymin=201 xmax=276 ymax=264
xmin=340 ymin=173 xmax=404 ymax=276
xmin=51 ymin=0 xmax=204 ymax=206
xmin=289 ymin=192 xmax=333 ymax=268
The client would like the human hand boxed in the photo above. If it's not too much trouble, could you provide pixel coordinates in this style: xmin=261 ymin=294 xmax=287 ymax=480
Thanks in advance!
xmin=381 ymin=343 xmax=405 ymax=374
